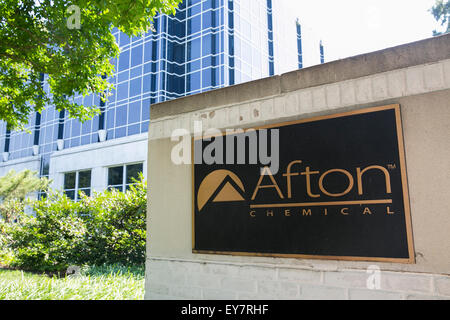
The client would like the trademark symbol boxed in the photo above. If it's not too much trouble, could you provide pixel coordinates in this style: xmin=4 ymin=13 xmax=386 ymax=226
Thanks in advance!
xmin=387 ymin=164 xmax=396 ymax=170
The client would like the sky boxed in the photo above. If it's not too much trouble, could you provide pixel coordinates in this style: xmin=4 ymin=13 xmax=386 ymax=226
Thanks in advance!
xmin=293 ymin=0 xmax=442 ymax=62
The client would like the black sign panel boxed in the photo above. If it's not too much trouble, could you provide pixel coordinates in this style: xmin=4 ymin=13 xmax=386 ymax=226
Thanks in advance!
xmin=193 ymin=105 xmax=414 ymax=263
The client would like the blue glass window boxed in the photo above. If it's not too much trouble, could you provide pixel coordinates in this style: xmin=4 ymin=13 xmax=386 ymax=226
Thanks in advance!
xmin=118 ymin=70 xmax=129 ymax=83
xmin=117 ymin=82 xmax=128 ymax=101
xmin=320 ymin=41 xmax=325 ymax=64
xmin=128 ymin=124 xmax=140 ymax=136
xmin=130 ymin=78 xmax=142 ymax=97
xmin=131 ymin=45 xmax=143 ymax=67
xmin=120 ymin=32 xmax=130 ymax=46
xmin=70 ymin=138 xmax=80 ymax=148
xmin=141 ymin=122 xmax=149 ymax=133
xmin=202 ymin=69 xmax=212 ymax=87
xmin=81 ymin=119 xmax=92 ymax=135
xmin=143 ymin=62 xmax=152 ymax=74
xmin=188 ymin=59 xmax=201 ymax=72
xmin=189 ymin=15 xmax=201 ymax=34
xmin=188 ymin=37 xmax=200 ymax=61
xmin=119 ymin=50 xmax=130 ymax=72
xmin=92 ymin=115 xmax=99 ymax=132
xmin=115 ymin=105 xmax=127 ymax=127
xmin=188 ymin=71 xmax=201 ymax=91
xmin=142 ymin=99 xmax=150 ymax=121
xmin=115 ymin=127 xmax=126 ymax=139
xmin=189 ymin=3 xmax=202 ymax=16
xmin=202 ymin=56 xmax=213 ymax=68
xmin=106 ymin=109 xmax=115 ymax=129
xmin=108 ymin=88 xmax=116 ymax=103
xmin=171 ymin=42 xmax=185 ymax=65
xmin=130 ymin=66 xmax=142 ymax=78
xmin=128 ymin=101 xmax=141 ymax=124
xmin=296 ymin=22 xmax=303 ymax=69
xmin=71 ymin=120 xmax=81 ymax=137
xmin=143 ymin=75 xmax=151 ymax=93
xmin=202 ymin=34 xmax=212 ymax=55
xmin=81 ymin=135 xmax=90 ymax=146
xmin=144 ymin=42 xmax=153 ymax=62
xmin=202 ymin=11 xmax=212 ymax=29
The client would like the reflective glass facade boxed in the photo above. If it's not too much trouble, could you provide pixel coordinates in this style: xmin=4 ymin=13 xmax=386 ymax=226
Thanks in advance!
xmin=105 ymin=0 xmax=228 ymax=141
xmin=4 ymin=115 xmax=36 ymax=161
xmin=0 ymin=0 xmax=324 ymax=180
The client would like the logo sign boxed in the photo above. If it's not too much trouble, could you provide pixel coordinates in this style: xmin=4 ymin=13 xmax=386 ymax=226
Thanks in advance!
xmin=192 ymin=105 xmax=415 ymax=263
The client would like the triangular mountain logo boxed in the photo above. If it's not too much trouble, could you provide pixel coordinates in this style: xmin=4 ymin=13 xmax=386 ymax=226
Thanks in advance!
xmin=213 ymin=181 xmax=245 ymax=203
xmin=197 ymin=170 xmax=246 ymax=211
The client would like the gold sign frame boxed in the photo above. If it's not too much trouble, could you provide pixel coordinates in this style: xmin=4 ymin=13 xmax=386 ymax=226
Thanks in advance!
xmin=191 ymin=104 xmax=415 ymax=264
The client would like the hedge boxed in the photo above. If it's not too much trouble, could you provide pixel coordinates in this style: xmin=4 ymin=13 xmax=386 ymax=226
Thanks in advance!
xmin=0 ymin=175 xmax=147 ymax=272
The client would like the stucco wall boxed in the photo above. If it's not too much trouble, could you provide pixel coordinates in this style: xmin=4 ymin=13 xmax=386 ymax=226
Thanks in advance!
xmin=145 ymin=34 xmax=450 ymax=300
xmin=0 ymin=156 xmax=40 ymax=177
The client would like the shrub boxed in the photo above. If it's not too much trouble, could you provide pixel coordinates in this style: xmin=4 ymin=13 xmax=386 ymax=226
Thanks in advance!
xmin=0 ymin=220 xmax=15 ymax=266
xmin=7 ymin=192 xmax=86 ymax=272
xmin=3 ymin=175 xmax=147 ymax=272
xmin=0 ymin=198 xmax=24 ymax=224
xmin=77 ymin=176 xmax=147 ymax=266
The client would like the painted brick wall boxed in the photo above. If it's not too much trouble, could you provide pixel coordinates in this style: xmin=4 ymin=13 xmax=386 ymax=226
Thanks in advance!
xmin=146 ymin=258 xmax=450 ymax=300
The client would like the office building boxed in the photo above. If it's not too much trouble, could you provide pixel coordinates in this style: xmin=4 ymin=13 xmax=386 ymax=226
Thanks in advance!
xmin=0 ymin=0 xmax=325 ymax=198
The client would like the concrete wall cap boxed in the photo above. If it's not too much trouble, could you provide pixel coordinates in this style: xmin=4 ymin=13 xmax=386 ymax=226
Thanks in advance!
xmin=150 ymin=33 xmax=450 ymax=120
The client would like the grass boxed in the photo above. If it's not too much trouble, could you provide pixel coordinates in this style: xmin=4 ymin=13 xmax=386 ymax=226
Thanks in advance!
xmin=0 ymin=265 xmax=145 ymax=300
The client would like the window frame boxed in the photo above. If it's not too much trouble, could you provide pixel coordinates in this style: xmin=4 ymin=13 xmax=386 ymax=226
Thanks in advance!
xmin=64 ymin=169 xmax=92 ymax=201
xmin=107 ymin=162 xmax=144 ymax=192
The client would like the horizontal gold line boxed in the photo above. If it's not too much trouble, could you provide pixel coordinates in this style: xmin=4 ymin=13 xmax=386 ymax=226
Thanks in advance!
xmin=192 ymin=250 xmax=414 ymax=264
xmin=250 ymin=199 xmax=393 ymax=209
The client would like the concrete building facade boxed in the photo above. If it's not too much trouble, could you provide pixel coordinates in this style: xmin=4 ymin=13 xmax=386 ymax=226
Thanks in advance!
xmin=146 ymin=34 xmax=450 ymax=300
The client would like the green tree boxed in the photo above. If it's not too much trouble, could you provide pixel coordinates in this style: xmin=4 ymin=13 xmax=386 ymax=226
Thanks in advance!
xmin=0 ymin=0 xmax=182 ymax=129
xmin=0 ymin=169 xmax=50 ymax=201
xmin=431 ymin=0 xmax=450 ymax=35
xmin=0 ymin=169 xmax=50 ymax=222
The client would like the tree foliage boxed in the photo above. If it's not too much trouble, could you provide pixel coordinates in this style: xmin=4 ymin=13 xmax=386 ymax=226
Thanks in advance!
xmin=431 ymin=0 xmax=450 ymax=35
xmin=0 ymin=169 xmax=50 ymax=201
xmin=0 ymin=169 xmax=50 ymax=222
xmin=0 ymin=0 xmax=182 ymax=129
